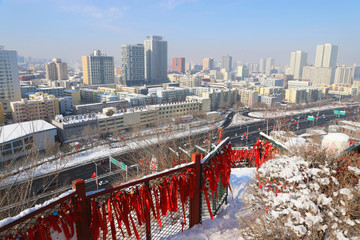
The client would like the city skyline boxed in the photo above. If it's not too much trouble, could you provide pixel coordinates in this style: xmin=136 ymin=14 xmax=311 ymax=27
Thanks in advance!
xmin=1 ymin=0 xmax=360 ymax=67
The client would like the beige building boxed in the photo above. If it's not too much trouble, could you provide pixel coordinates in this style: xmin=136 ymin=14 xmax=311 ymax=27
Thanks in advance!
xmin=203 ymin=58 xmax=214 ymax=71
xmin=10 ymin=98 xmax=56 ymax=123
xmin=46 ymin=58 xmax=68 ymax=80
xmin=80 ymin=88 xmax=105 ymax=103
xmin=285 ymin=89 xmax=307 ymax=104
xmin=147 ymin=101 xmax=201 ymax=120
xmin=64 ymin=90 xmax=81 ymax=105
xmin=82 ymin=50 xmax=115 ymax=85
xmin=97 ymin=107 xmax=157 ymax=133
xmin=257 ymin=86 xmax=284 ymax=96
xmin=97 ymin=87 xmax=118 ymax=94
xmin=238 ymin=89 xmax=258 ymax=107
xmin=29 ymin=92 xmax=60 ymax=115
xmin=186 ymin=96 xmax=211 ymax=112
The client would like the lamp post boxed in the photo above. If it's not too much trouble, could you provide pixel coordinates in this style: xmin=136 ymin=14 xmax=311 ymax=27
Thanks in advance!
xmin=93 ymin=161 xmax=99 ymax=190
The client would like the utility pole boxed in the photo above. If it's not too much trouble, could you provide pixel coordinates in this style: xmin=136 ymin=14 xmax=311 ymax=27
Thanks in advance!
xmin=94 ymin=162 xmax=98 ymax=190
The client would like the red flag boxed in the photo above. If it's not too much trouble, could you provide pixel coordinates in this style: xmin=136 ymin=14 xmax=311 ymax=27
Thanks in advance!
xmin=295 ymin=120 xmax=298 ymax=124
xmin=243 ymin=132 xmax=247 ymax=136
xmin=91 ymin=172 xmax=96 ymax=178
xmin=205 ymin=140 xmax=210 ymax=144
xmin=120 ymin=137 xmax=124 ymax=140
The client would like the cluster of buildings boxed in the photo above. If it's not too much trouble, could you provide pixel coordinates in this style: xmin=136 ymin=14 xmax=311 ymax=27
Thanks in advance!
xmin=1 ymin=39 xmax=360 ymax=162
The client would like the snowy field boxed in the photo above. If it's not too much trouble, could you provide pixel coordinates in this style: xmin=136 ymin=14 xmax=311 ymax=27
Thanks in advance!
xmin=168 ymin=168 xmax=256 ymax=240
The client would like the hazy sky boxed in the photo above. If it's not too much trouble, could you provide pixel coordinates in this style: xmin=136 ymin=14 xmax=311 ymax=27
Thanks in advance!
xmin=1 ymin=0 xmax=359 ymax=68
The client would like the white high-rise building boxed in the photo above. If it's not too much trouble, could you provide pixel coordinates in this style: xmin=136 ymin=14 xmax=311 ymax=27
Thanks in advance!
xmin=289 ymin=51 xmax=307 ymax=79
xmin=315 ymin=44 xmax=338 ymax=68
xmin=265 ymin=58 xmax=274 ymax=75
xmin=302 ymin=66 xmax=333 ymax=85
xmin=259 ymin=58 xmax=265 ymax=74
xmin=0 ymin=47 xmax=21 ymax=115
xmin=334 ymin=67 xmax=353 ymax=85
xmin=144 ymin=35 xmax=168 ymax=83
xmin=121 ymin=44 xmax=145 ymax=86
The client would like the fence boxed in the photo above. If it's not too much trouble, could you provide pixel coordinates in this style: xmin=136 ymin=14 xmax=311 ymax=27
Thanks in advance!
xmin=0 ymin=137 xmax=234 ymax=240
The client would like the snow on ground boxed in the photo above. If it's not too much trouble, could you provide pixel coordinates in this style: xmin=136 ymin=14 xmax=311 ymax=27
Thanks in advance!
xmin=229 ymin=113 xmax=262 ymax=127
xmin=248 ymin=104 xmax=353 ymax=119
xmin=167 ymin=167 xmax=256 ymax=240
xmin=321 ymin=133 xmax=350 ymax=155
xmin=285 ymin=137 xmax=306 ymax=149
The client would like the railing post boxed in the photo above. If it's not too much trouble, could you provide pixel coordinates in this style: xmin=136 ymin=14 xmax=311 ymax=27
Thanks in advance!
xmin=189 ymin=152 xmax=202 ymax=227
xmin=72 ymin=179 xmax=90 ymax=240
xmin=145 ymin=180 xmax=151 ymax=240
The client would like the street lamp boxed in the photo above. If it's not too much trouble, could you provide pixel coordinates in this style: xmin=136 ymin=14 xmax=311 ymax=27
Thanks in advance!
xmin=93 ymin=161 xmax=99 ymax=190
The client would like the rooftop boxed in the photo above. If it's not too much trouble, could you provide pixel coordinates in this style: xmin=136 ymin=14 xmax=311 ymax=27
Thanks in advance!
xmin=0 ymin=120 xmax=56 ymax=144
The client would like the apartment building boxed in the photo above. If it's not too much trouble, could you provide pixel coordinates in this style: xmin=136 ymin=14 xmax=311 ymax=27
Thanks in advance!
xmin=80 ymin=88 xmax=105 ymax=103
xmin=147 ymin=101 xmax=201 ymax=120
xmin=10 ymin=98 xmax=56 ymax=123
xmin=285 ymin=89 xmax=307 ymax=104
xmin=238 ymin=89 xmax=259 ymax=107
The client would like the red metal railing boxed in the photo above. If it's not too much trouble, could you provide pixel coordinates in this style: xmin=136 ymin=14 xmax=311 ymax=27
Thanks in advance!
xmin=0 ymin=138 xmax=233 ymax=240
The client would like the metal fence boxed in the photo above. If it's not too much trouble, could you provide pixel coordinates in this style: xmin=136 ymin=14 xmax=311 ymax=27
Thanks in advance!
xmin=0 ymin=138 xmax=232 ymax=240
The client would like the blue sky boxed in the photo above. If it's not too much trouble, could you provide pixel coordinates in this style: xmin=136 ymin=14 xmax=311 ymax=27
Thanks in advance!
xmin=1 ymin=0 xmax=359 ymax=67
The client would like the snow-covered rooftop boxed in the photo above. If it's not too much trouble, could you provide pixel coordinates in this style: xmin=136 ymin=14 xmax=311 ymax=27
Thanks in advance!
xmin=0 ymin=120 xmax=56 ymax=144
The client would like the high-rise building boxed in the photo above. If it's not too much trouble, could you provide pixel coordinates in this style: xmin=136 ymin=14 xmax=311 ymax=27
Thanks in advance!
xmin=0 ymin=47 xmax=21 ymax=116
xmin=289 ymin=51 xmax=307 ymax=79
xmin=144 ymin=35 xmax=168 ymax=83
xmin=249 ymin=63 xmax=259 ymax=73
xmin=10 ymin=98 xmax=56 ymax=123
xmin=259 ymin=58 xmax=265 ymax=74
xmin=203 ymin=58 xmax=214 ymax=71
xmin=172 ymin=57 xmax=185 ymax=73
xmin=221 ymin=55 xmax=232 ymax=72
xmin=265 ymin=58 xmax=274 ymax=75
xmin=82 ymin=50 xmax=115 ymax=85
xmin=46 ymin=58 xmax=68 ymax=80
xmin=237 ymin=65 xmax=249 ymax=80
xmin=302 ymin=66 xmax=333 ymax=85
xmin=352 ymin=64 xmax=360 ymax=80
xmin=315 ymin=44 xmax=338 ymax=68
xmin=334 ymin=67 xmax=353 ymax=86
xmin=121 ymin=44 xmax=145 ymax=86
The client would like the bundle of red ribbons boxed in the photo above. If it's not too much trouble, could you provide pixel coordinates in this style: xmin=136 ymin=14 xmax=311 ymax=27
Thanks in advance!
xmin=200 ymin=142 xmax=233 ymax=220
xmin=89 ymin=143 xmax=235 ymax=240
xmin=231 ymin=139 xmax=276 ymax=170
xmin=3 ymin=200 xmax=81 ymax=240
xmin=89 ymin=168 xmax=196 ymax=240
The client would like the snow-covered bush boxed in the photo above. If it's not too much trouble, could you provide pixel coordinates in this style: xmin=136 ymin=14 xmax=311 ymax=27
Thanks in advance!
xmin=240 ymin=150 xmax=360 ymax=239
